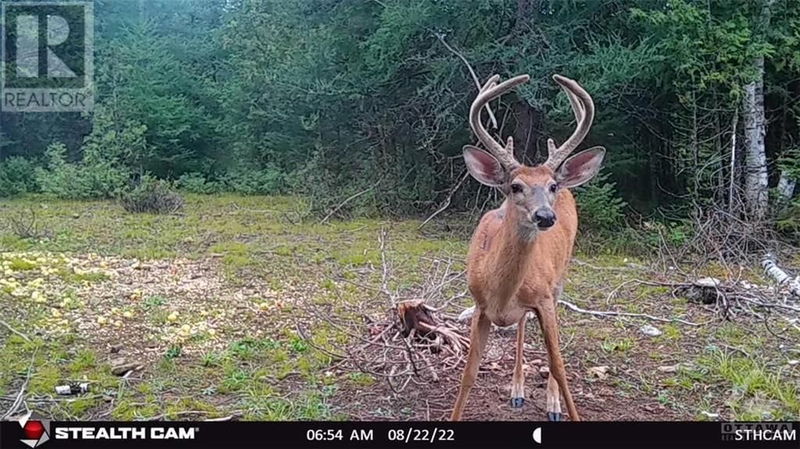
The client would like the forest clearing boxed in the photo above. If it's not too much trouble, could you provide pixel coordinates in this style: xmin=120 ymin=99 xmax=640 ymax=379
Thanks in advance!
xmin=1 ymin=195 xmax=798 ymax=422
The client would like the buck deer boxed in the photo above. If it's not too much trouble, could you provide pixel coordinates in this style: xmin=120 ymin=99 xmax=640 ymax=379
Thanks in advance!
xmin=450 ymin=74 xmax=605 ymax=422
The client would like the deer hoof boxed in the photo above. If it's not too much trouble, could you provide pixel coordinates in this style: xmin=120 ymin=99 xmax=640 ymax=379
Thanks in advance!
xmin=510 ymin=397 xmax=525 ymax=408
xmin=546 ymin=412 xmax=564 ymax=421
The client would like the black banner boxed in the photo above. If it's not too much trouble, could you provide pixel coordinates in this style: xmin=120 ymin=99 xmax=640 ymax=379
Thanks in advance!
xmin=1 ymin=421 xmax=798 ymax=449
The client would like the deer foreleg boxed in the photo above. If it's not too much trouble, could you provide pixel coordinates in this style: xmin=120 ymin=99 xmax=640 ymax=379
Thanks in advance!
xmin=536 ymin=302 xmax=580 ymax=421
xmin=450 ymin=307 xmax=491 ymax=421
xmin=510 ymin=315 xmax=526 ymax=408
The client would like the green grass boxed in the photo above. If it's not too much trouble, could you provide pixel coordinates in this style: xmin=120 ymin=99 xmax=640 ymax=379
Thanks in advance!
xmin=1 ymin=194 xmax=797 ymax=421
xmin=697 ymin=349 xmax=800 ymax=420
xmin=0 ymin=194 xmax=460 ymax=420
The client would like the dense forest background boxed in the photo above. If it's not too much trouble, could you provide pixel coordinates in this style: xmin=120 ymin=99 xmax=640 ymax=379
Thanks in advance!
xmin=1 ymin=0 xmax=799 ymax=238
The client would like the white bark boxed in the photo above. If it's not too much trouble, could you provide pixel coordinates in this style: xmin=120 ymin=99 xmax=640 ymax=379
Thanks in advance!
xmin=762 ymin=254 xmax=800 ymax=298
xmin=729 ymin=109 xmax=738 ymax=213
xmin=742 ymin=55 xmax=769 ymax=220
xmin=742 ymin=0 xmax=775 ymax=221
xmin=776 ymin=171 xmax=796 ymax=205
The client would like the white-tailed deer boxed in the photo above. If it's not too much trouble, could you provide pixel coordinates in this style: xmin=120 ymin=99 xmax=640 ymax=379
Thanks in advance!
xmin=451 ymin=74 xmax=605 ymax=422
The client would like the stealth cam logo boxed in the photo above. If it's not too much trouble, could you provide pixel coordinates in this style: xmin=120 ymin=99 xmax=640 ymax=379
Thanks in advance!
xmin=17 ymin=412 xmax=50 ymax=448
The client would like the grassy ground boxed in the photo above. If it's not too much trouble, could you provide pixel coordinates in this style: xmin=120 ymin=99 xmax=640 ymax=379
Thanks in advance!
xmin=0 ymin=194 xmax=798 ymax=421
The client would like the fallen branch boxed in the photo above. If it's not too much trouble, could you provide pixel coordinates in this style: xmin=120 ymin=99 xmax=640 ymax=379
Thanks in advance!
xmin=762 ymin=253 xmax=800 ymax=298
xmin=137 ymin=410 xmax=218 ymax=421
xmin=1 ymin=347 xmax=38 ymax=420
xmin=558 ymin=299 xmax=701 ymax=326
xmin=204 ymin=415 xmax=237 ymax=422
xmin=0 ymin=319 xmax=31 ymax=342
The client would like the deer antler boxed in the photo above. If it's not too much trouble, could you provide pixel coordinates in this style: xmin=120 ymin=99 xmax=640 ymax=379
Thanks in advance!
xmin=544 ymin=75 xmax=595 ymax=171
xmin=468 ymin=74 xmax=530 ymax=172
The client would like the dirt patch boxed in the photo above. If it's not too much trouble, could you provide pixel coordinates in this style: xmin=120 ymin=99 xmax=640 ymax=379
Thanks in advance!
xmin=329 ymin=322 xmax=685 ymax=421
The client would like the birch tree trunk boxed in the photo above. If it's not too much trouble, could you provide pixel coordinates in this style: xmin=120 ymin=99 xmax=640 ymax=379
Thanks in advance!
xmin=729 ymin=109 xmax=739 ymax=213
xmin=741 ymin=0 xmax=775 ymax=221
xmin=776 ymin=173 xmax=796 ymax=204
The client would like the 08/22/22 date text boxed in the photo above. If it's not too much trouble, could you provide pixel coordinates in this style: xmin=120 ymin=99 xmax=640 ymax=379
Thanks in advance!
xmin=388 ymin=427 xmax=455 ymax=443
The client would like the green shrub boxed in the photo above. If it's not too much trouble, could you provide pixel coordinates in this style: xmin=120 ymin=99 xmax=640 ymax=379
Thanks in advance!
xmin=776 ymin=197 xmax=800 ymax=239
xmin=0 ymin=157 xmax=38 ymax=196
xmin=640 ymin=220 xmax=693 ymax=248
xmin=120 ymin=176 xmax=184 ymax=214
xmin=177 ymin=172 xmax=224 ymax=194
xmin=35 ymin=142 xmax=128 ymax=199
xmin=224 ymin=166 xmax=285 ymax=195
xmin=574 ymin=171 xmax=627 ymax=232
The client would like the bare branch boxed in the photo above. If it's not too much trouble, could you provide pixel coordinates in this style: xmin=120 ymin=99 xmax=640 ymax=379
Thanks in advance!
xmin=558 ymin=298 xmax=702 ymax=327
xmin=434 ymin=32 xmax=497 ymax=129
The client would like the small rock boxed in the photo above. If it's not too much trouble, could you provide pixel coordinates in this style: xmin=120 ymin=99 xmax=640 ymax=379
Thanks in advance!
xmin=530 ymin=358 xmax=544 ymax=366
xmin=787 ymin=360 xmax=799 ymax=366
xmin=587 ymin=365 xmax=610 ymax=379
xmin=694 ymin=277 xmax=721 ymax=288
xmin=111 ymin=363 xmax=139 ymax=376
xmin=640 ymin=324 xmax=662 ymax=337
xmin=657 ymin=364 xmax=680 ymax=373
xmin=458 ymin=306 xmax=475 ymax=322
xmin=538 ymin=365 xmax=550 ymax=379
xmin=110 ymin=357 xmax=139 ymax=376
xmin=71 ymin=213 xmax=80 ymax=219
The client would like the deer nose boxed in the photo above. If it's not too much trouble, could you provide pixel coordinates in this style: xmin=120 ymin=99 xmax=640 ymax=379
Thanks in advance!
xmin=533 ymin=208 xmax=556 ymax=229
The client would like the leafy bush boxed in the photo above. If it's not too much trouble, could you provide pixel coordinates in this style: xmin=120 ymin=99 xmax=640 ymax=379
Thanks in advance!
xmin=5 ymin=208 xmax=53 ymax=240
xmin=573 ymin=171 xmax=627 ymax=232
xmin=35 ymin=142 xmax=128 ymax=199
xmin=224 ymin=167 xmax=285 ymax=195
xmin=641 ymin=220 xmax=693 ymax=248
xmin=120 ymin=176 xmax=184 ymax=214
xmin=0 ymin=157 xmax=38 ymax=197
xmin=177 ymin=172 xmax=224 ymax=194
xmin=776 ymin=197 xmax=800 ymax=238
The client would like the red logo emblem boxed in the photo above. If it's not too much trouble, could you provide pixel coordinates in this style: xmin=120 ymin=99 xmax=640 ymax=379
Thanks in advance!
xmin=17 ymin=412 xmax=50 ymax=448
xmin=23 ymin=421 xmax=45 ymax=440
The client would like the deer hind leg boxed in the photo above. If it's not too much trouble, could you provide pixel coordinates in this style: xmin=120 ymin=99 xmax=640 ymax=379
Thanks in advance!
xmin=510 ymin=315 xmax=526 ymax=408
xmin=536 ymin=301 xmax=580 ymax=421
xmin=450 ymin=307 xmax=491 ymax=421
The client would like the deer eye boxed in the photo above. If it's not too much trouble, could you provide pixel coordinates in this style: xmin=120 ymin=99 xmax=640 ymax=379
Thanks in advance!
xmin=510 ymin=183 xmax=523 ymax=194
xmin=549 ymin=183 xmax=558 ymax=193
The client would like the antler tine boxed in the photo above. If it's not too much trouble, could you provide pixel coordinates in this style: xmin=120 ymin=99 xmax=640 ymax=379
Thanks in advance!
xmin=544 ymin=74 xmax=595 ymax=170
xmin=479 ymin=74 xmax=500 ymax=94
xmin=469 ymin=74 xmax=530 ymax=171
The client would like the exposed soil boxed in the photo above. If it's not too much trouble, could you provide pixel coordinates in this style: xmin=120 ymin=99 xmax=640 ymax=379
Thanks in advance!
xmin=330 ymin=321 xmax=686 ymax=421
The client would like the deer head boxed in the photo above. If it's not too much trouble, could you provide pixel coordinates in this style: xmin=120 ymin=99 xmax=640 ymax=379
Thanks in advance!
xmin=463 ymin=74 xmax=605 ymax=233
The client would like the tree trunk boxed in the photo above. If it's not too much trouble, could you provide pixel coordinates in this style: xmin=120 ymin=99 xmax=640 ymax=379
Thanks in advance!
xmin=776 ymin=174 xmax=795 ymax=205
xmin=728 ymin=109 xmax=739 ymax=213
xmin=741 ymin=0 xmax=775 ymax=221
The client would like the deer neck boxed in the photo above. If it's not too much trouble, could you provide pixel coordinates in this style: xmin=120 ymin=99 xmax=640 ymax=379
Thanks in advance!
xmin=487 ymin=199 xmax=538 ymax=303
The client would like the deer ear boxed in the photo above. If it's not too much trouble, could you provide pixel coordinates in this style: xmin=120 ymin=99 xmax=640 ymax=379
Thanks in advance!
xmin=555 ymin=146 xmax=605 ymax=188
xmin=463 ymin=145 xmax=506 ymax=187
